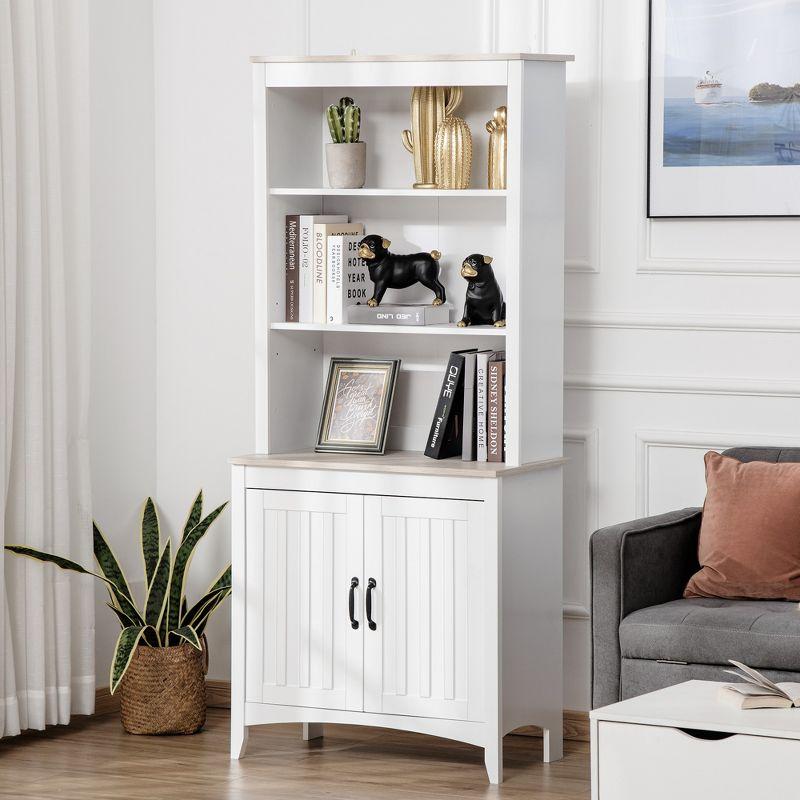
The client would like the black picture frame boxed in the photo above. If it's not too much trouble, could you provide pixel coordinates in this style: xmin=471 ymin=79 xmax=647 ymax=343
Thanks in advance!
xmin=315 ymin=358 xmax=400 ymax=455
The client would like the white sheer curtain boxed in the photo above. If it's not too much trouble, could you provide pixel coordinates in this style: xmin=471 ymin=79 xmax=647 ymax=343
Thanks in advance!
xmin=0 ymin=0 xmax=94 ymax=736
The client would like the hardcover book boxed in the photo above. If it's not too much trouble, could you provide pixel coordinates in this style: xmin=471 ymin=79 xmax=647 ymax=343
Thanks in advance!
xmin=475 ymin=350 xmax=505 ymax=461
xmin=461 ymin=352 xmax=477 ymax=461
xmin=312 ymin=221 xmax=363 ymax=325
xmin=285 ymin=215 xmax=299 ymax=322
xmin=487 ymin=352 xmax=506 ymax=463
xmin=424 ymin=349 xmax=477 ymax=460
xmin=298 ymin=214 xmax=346 ymax=323
xmin=328 ymin=235 xmax=369 ymax=324
xmin=346 ymin=303 xmax=452 ymax=326
xmin=476 ymin=351 xmax=491 ymax=462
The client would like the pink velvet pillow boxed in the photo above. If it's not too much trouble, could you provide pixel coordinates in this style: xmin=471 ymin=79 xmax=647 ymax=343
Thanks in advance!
xmin=685 ymin=452 xmax=800 ymax=601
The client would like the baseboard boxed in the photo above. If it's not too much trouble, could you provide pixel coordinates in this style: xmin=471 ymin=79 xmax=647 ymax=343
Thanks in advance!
xmin=95 ymin=683 xmax=588 ymax=741
xmin=93 ymin=679 xmax=232 ymax=717
xmin=94 ymin=686 xmax=119 ymax=716
xmin=514 ymin=711 xmax=590 ymax=743
xmin=206 ymin=679 xmax=232 ymax=709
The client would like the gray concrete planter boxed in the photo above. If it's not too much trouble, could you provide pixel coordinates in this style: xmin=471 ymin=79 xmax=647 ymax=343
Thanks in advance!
xmin=325 ymin=142 xmax=366 ymax=189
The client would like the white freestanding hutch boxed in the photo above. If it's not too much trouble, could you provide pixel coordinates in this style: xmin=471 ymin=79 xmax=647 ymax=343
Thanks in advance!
xmin=230 ymin=52 xmax=572 ymax=784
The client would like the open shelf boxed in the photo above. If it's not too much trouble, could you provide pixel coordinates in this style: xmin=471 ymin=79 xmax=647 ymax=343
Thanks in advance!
xmin=230 ymin=450 xmax=567 ymax=479
xmin=270 ymin=321 xmax=506 ymax=337
xmin=270 ymin=187 xmax=507 ymax=198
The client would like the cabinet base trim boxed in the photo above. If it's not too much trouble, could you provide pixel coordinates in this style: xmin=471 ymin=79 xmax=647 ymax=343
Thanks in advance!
xmin=244 ymin=702 xmax=486 ymax=747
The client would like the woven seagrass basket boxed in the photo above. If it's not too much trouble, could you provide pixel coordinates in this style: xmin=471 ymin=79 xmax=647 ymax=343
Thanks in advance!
xmin=120 ymin=640 xmax=207 ymax=735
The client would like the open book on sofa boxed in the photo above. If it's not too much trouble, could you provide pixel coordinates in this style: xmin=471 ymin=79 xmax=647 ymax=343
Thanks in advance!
xmin=718 ymin=660 xmax=800 ymax=709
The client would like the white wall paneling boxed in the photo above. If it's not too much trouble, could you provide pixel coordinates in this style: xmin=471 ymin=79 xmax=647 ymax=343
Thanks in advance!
xmin=562 ymin=429 xmax=598 ymax=622
xmin=636 ymin=431 xmax=800 ymax=518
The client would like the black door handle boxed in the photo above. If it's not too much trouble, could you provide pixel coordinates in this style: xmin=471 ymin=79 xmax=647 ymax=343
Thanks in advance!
xmin=366 ymin=577 xmax=377 ymax=631
xmin=348 ymin=577 xmax=359 ymax=629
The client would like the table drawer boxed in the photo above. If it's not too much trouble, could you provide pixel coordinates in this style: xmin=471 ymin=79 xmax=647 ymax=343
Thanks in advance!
xmin=597 ymin=721 xmax=798 ymax=799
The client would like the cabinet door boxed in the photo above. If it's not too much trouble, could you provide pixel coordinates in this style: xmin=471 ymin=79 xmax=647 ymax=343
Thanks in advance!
xmin=245 ymin=490 xmax=363 ymax=711
xmin=363 ymin=496 xmax=484 ymax=721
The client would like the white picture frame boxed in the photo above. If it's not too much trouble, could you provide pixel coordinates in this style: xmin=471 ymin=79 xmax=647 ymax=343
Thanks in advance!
xmin=648 ymin=0 xmax=800 ymax=218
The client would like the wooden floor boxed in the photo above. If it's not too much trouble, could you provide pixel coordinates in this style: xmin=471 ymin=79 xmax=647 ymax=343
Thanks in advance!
xmin=0 ymin=709 xmax=590 ymax=799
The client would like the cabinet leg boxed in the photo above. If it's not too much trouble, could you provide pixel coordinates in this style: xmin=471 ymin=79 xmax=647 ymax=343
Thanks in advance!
xmin=484 ymin=736 xmax=503 ymax=784
xmin=542 ymin=718 xmax=564 ymax=763
xmin=303 ymin=723 xmax=324 ymax=741
xmin=231 ymin=725 xmax=249 ymax=759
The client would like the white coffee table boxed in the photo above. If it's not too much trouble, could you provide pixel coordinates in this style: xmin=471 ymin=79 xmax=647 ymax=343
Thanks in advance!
xmin=590 ymin=680 xmax=800 ymax=799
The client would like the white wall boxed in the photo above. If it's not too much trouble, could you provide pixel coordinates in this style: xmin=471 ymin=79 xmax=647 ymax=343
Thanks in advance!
xmin=151 ymin=1 xmax=306 ymax=679
xmin=89 ymin=0 xmax=156 ymax=685
xmin=92 ymin=0 xmax=800 ymax=707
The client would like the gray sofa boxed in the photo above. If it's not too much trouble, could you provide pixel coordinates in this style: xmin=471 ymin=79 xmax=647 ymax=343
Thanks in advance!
xmin=591 ymin=446 xmax=800 ymax=709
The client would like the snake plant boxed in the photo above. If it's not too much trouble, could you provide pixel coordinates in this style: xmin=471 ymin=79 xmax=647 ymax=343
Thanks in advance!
xmin=4 ymin=491 xmax=230 ymax=694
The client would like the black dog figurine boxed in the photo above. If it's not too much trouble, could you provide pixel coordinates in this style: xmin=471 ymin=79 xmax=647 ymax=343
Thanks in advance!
xmin=358 ymin=235 xmax=446 ymax=307
xmin=457 ymin=254 xmax=505 ymax=327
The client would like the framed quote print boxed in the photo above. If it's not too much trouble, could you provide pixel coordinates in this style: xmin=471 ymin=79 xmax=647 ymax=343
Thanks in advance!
xmin=315 ymin=358 xmax=400 ymax=455
xmin=649 ymin=0 xmax=800 ymax=217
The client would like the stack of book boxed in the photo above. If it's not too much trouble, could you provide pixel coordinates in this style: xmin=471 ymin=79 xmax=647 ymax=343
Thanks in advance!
xmin=424 ymin=349 xmax=506 ymax=462
xmin=284 ymin=213 xmax=452 ymax=327
xmin=285 ymin=213 xmax=365 ymax=325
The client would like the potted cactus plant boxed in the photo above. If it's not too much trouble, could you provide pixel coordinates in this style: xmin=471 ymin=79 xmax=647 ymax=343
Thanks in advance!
xmin=325 ymin=96 xmax=366 ymax=188
xmin=4 ymin=491 xmax=230 ymax=735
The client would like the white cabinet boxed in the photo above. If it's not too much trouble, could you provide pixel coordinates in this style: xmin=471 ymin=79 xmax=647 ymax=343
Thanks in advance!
xmin=363 ymin=496 xmax=483 ymax=722
xmin=245 ymin=489 xmax=482 ymax=721
xmin=231 ymin=459 xmax=565 ymax=786
xmin=245 ymin=490 xmax=363 ymax=711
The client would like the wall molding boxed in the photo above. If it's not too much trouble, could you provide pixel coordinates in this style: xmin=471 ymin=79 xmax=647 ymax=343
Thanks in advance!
xmin=637 ymin=220 xmax=800 ymax=277
xmin=563 ymin=603 xmax=590 ymax=620
xmin=635 ymin=430 xmax=800 ymax=516
xmin=565 ymin=373 xmax=800 ymax=398
xmin=565 ymin=258 xmax=597 ymax=274
xmin=566 ymin=310 xmax=800 ymax=334
xmin=562 ymin=428 xmax=599 ymax=621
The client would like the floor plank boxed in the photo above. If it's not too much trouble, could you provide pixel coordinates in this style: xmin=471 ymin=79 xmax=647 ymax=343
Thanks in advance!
xmin=0 ymin=709 xmax=590 ymax=799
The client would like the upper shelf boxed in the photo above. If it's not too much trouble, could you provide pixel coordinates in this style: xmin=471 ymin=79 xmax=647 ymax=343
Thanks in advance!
xmin=270 ymin=322 xmax=506 ymax=337
xmin=269 ymin=187 xmax=507 ymax=198
xmin=251 ymin=53 xmax=575 ymax=64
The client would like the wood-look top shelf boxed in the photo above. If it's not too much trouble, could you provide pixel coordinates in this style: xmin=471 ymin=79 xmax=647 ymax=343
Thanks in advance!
xmin=269 ymin=187 xmax=507 ymax=198
xmin=230 ymin=450 xmax=566 ymax=478
xmin=251 ymin=53 xmax=575 ymax=64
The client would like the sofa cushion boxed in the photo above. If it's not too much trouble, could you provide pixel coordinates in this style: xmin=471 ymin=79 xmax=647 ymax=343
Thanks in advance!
xmin=619 ymin=597 xmax=800 ymax=671
xmin=685 ymin=451 xmax=800 ymax=600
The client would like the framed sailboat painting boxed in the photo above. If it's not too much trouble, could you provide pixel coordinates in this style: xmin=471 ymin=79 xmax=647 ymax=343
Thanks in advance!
xmin=648 ymin=0 xmax=800 ymax=217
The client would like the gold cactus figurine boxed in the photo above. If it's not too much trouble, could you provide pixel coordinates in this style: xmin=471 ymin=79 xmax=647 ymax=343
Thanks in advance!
xmin=486 ymin=106 xmax=507 ymax=190
xmin=401 ymin=87 xmax=463 ymax=188
xmin=434 ymin=116 xmax=472 ymax=189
